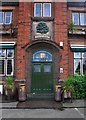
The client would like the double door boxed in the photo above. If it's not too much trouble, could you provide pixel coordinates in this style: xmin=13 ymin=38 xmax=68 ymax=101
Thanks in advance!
xmin=31 ymin=62 xmax=53 ymax=93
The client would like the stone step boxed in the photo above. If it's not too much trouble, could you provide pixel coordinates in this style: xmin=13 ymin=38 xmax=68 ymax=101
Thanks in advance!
xmin=27 ymin=93 xmax=55 ymax=100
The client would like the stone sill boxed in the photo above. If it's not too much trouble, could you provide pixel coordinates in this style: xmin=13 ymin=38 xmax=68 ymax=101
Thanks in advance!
xmin=68 ymin=31 xmax=86 ymax=35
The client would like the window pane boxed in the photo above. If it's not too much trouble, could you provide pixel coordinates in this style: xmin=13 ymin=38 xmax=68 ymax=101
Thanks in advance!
xmin=7 ymin=49 xmax=14 ymax=58
xmin=46 ymin=53 xmax=52 ymax=61
xmin=72 ymin=13 xmax=79 ymax=25
xmin=34 ymin=3 xmax=42 ymax=17
xmin=40 ymin=52 xmax=46 ymax=61
xmin=44 ymin=65 xmax=51 ymax=72
xmin=5 ymin=12 xmax=12 ymax=24
xmin=7 ymin=60 xmax=13 ymax=75
xmin=82 ymin=52 xmax=86 ymax=58
xmin=34 ymin=65 xmax=41 ymax=72
xmin=74 ymin=59 xmax=81 ymax=75
xmin=0 ymin=49 xmax=6 ymax=58
xmin=5 ymin=12 xmax=12 ymax=16
xmin=80 ymin=13 xmax=86 ymax=25
xmin=5 ymin=17 xmax=11 ymax=24
xmin=74 ymin=52 xmax=81 ymax=58
xmin=43 ymin=3 xmax=51 ymax=17
xmin=85 ymin=13 xmax=86 ymax=25
xmin=33 ymin=51 xmax=52 ymax=62
xmin=0 ymin=12 xmax=3 ymax=24
xmin=83 ymin=59 xmax=86 ymax=74
xmin=0 ymin=60 xmax=5 ymax=75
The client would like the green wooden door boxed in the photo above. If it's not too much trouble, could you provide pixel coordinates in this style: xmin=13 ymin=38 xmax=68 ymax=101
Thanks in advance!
xmin=31 ymin=63 xmax=53 ymax=93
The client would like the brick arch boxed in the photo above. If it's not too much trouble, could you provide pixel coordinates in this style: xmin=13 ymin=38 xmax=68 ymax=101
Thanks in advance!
xmin=25 ymin=42 xmax=61 ymax=93
xmin=23 ymin=40 xmax=62 ymax=51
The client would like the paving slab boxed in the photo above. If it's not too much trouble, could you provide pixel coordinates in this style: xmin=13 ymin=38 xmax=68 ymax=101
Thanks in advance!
xmin=1 ymin=108 xmax=85 ymax=118
xmin=63 ymin=99 xmax=86 ymax=108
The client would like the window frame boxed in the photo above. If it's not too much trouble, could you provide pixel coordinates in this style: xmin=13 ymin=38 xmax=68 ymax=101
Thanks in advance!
xmin=74 ymin=59 xmax=81 ymax=75
xmin=0 ymin=49 xmax=6 ymax=58
xmin=7 ymin=49 xmax=14 ymax=58
xmin=0 ymin=12 xmax=4 ymax=24
xmin=34 ymin=3 xmax=42 ymax=17
xmin=72 ymin=12 xmax=79 ymax=26
xmin=6 ymin=59 xmax=14 ymax=76
xmin=0 ymin=59 xmax=5 ymax=76
xmin=0 ymin=11 xmax=12 ymax=25
xmin=80 ymin=13 xmax=86 ymax=26
xmin=72 ymin=12 xmax=86 ymax=26
xmin=43 ymin=3 xmax=51 ymax=17
xmin=74 ymin=52 xmax=81 ymax=58
xmin=4 ymin=12 xmax=12 ymax=25
xmin=34 ymin=3 xmax=51 ymax=17
xmin=74 ymin=52 xmax=86 ymax=75
xmin=82 ymin=58 xmax=86 ymax=75
xmin=82 ymin=52 xmax=86 ymax=58
xmin=0 ymin=49 xmax=14 ymax=76
xmin=33 ymin=50 xmax=53 ymax=62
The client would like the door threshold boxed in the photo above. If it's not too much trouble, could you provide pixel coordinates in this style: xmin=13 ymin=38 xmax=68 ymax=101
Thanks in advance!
xmin=27 ymin=93 xmax=54 ymax=100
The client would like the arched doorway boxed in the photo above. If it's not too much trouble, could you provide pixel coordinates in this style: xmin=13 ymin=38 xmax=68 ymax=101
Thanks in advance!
xmin=31 ymin=50 xmax=53 ymax=94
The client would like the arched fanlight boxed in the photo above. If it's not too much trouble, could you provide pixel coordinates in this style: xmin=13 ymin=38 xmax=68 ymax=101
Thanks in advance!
xmin=33 ymin=50 xmax=52 ymax=62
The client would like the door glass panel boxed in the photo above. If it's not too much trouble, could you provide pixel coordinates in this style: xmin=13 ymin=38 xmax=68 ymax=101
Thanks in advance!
xmin=44 ymin=65 xmax=51 ymax=72
xmin=34 ymin=65 xmax=41 ymax=72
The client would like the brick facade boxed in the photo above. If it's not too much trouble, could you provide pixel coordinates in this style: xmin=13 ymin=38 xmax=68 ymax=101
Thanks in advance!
xmin=1 ymin=1 xmax=85 ymax=94
xmin=54 ymin=2 xmax=69 ymax=79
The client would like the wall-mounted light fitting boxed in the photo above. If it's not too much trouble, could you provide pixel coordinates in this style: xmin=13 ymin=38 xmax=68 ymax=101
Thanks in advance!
xmin=60 ymin=68 xmax=63 ymax=74
xmin=60 ymin=42 xmax=63 ymax=49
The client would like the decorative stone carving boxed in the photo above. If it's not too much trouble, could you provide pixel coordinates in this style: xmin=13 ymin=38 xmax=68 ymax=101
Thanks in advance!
xmin=36 ymin=21 xmax=49 ymax=34
xmin=32 ymin=21 xmax=53 ymax=40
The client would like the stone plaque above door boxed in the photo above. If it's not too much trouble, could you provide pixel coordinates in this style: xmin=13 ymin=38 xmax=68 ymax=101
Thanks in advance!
xmin=32 ymin=21 xmax=53 ymax=41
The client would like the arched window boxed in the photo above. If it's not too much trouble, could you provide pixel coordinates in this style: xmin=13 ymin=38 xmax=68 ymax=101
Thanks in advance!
xmin=33 ymin=50 xmax=52 ymax=62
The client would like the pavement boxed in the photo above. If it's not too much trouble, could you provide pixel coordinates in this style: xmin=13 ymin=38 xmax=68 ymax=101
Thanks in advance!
xmin=0 ymin=95 xmax=86 ymax=119
xmin=63 ymin=99 xmax=86 ymax=108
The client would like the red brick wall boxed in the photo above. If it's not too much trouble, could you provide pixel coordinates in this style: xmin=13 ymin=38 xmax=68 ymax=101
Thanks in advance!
xmin=13 ymin=6 xmax=19 ymax=26
xmin=1 ymin=2 xmax=85 ymax=92
xmin=15 ymin=2 xmax=31 ymax=80
xmin=15 ymin=2 xmax=85 ymax=81
xmin=55 ymin=2 xmax=70 ymax=79
xmin=15 ymin=2 xmax=72 ymax=80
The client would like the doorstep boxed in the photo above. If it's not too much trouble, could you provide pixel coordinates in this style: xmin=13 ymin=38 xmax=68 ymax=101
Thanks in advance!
xmin=17 ymin=99 xmax=63 ymax=110
xmin=27 ymin=93 xmax=55 ymax=100
xmin=0 ymin=94 xmax=63 ymax=110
